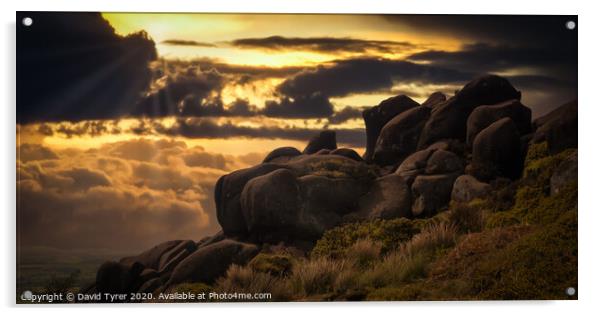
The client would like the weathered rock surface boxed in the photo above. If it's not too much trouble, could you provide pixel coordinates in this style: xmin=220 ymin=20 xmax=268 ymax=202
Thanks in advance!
xmin=215 ymin=163 xmax=283 ymax=236
xmin=167 ymin=239 xmax=259 ymax=286
xmin=96 ymin=261 xmax=145 ymax=296
xmin=362 ymin=95 xmax=419 ymax=161
xmin=532 ymin=100 xmax=577 ymax=154
xmin=425 ymin=149 xmax=464 ymax=175
xmin=373 ymin=106 xmax=431 ymax=165
xmin=355 ymin=174 xmax=412 ymax=220
xmin=263 ymin=146 xmax=302 ymax=163
xmin=418 ymin=75 xmax=521 ymax=149
xmin=422 ymin=92 xmax=447 ymax=108
xmin=470 ymin=117 xmax=523 ymax=181
xmin=303 ymin=130 xmax=337 ymax=154
xmin=466 ymin=99 xmax=532 ymax=146
xmin=411 ymin=173 xmax=459 ymax=217
xmin=451 ymin=175 xmax=492 ymax=203
xmin=395 ymin=147 xmax=464 ymax=185
xmin=330 ymin=148 xmax=363 ymax=161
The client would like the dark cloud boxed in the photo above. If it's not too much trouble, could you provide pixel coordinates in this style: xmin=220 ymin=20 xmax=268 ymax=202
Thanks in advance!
xmin=277 ymin=58 xmax=473 ymax=98
xmin=132 ymin=68 xmax=225 ymax=117
xmin=229 ymin=35 xmax=417 ymax=53
xmin=326 ymin=106 xmax=365 ymax=125
xmin=408 ymin=42 xmax=577 ymax=80
xmin=159 ymin=58 xmax=303 ymax=79
xmin=384 ymin=15 xmax=577 ymax=48
xmin=263 ymin=93 xmax=334 ymax=118
xmin=162 ymin=39 xmax=216 ymax=47
xmin=142 ymin=118 xmax=367 ymax=148
xmin=17 ymin=12 xmax=157 ymax=123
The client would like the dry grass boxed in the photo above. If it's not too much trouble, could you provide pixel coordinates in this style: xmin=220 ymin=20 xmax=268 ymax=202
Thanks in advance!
xmin=214 ymin=265 xmax=293 ymax=301
xmin=289 ymin=257 xmax=355 ymax=296
xmin=346 ymin=239 xmax=382 ymax=268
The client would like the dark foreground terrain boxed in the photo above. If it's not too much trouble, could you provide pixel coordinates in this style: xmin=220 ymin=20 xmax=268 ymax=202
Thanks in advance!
xmin=31 ymin=74 xmax=579 ymax=302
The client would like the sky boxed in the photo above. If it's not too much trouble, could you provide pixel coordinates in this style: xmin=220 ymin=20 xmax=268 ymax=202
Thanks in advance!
xmin=16 ymin=12 xmax=577 ymax=251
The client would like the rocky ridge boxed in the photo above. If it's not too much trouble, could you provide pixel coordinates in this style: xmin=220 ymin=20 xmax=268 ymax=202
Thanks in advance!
xmin=84 ymin=75 xmax=578 ymax=300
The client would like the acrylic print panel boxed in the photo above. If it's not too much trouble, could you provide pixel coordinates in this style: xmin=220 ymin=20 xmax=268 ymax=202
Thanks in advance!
xmin=16 ymin=12 xmax=577 ymax=303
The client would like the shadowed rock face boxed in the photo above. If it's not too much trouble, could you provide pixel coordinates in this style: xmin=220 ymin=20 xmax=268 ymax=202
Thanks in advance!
xmin=263 ymin=147 xmax=302 ymax=163
xmin=470 ymin=117 xmax=523 ymax=181
xmin=373 ymin=106 xmax=431 ymax=166
xmin=166 ymin=239 xmax=259 ymax=286
xmin=532 ymin=100 xmax=577 ymax=154
xmin=418 ymin=75 xmax=521 ymax=149
xmin=451 ymin=174 xmax=492 ymax=203
xmin=362 ymin=95 xmax=420 ymax=162
xmin=303 ymin=130 xmax=337 ymax=154
xmin=422 ymin=92 xmax=447 ymax=108
xmin=467 ymin=99 xmax=532 ymax=146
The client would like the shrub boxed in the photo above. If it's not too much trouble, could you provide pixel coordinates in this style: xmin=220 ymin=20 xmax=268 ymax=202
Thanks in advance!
xmin=170 ymin=282 xmax=213 ymax=302
xmin=248 ymin=253 xmax=294 ymax=276
xmin=311 ymin=218 xmax=420 ymax=258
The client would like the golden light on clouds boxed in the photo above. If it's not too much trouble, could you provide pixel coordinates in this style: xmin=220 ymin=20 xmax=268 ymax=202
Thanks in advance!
xmin=102 ymin=13 xmax=462 ymax=65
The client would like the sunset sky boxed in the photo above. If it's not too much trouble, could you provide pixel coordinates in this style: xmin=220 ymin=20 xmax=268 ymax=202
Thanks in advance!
xmin=16 ymin=12 xmax=577 ymax=251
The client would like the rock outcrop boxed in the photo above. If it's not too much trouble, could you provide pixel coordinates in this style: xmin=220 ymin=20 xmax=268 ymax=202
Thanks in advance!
xmin=466 ymin=99 xmax=532 ymax=146
xmin=418 ymin=75 xmax=521 ymax=149
xmin=451 ymin=175 xmax=492 ymax=203
xmin=469 ymin=117 xmax=523 ymax=181
xmin=532 ymin=100 xmax=578 ymax=154
xmin=373 ymin=106 xmax=431 ymax=166
xmin=362 ymin=95 xmax=419 ymax=161
xmin=86 ymin=75 xmax=578 ymax=298
xmin=303 ymin=130 xmax=337 ymax=154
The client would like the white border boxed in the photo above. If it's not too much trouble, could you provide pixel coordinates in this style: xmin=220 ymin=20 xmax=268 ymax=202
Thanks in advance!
xmin=2 ymin=1 xmax=600 ymax=315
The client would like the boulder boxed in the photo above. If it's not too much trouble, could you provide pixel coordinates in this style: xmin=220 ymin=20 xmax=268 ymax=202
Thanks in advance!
xmin=355 ymin=174 xmax=413 ymax=220
xmin=197 ymin=230 xmax=225 ymax=248
xmin=303 ymin=130 xmax=337 ymax=154
xmin=373 ymin=106 xmax=431 ymax=165
xmin=451 ymin=175 xmax=492 ymax=203
xmin=362 ymin=95 xmax=420 ymax=161
xmin=532 ymin=100 xmax=577 ymax=154
xmin=215 ymin=163 xmax=283 ymax=236
xmin=466 ymin=99 xmax=532 ymax=146
xmin=239 ymin=165 xmax=370 ymax=242
xmin=157 ymin=240 xmax=197 ymax=272
xmin=418 ymin=75 xmax=521 ymax=149
xmin=240 ymin=169 xmax=302 ymax=240
xmin=411 ymin=173 xmax=459 ymax=217
xmin=96 ymin=261 xmax=145 ymax=296
xmin=167 ymin=239 xmax=259 ymax=286
xmin=470 ymin=117 xmax=523 ymax=181
xmin=263 ymin=146 xmax=301 ymax=163
xmin=394 ymin=148 xmax=463 ymax=184
xmin=330 ymin=148 xmax=363 ymax=161
xmin=550 ymin=151 xmax=577 ymax=195
xmin=119 ymin=240 xmax=183 ymax=270
xmin=422 ymin=92 xmax=447 ymax=108
xmin=394 ymin=148 xmax=437 ymax=185
xmin=425 ymin=149 xmax=464 ymax=175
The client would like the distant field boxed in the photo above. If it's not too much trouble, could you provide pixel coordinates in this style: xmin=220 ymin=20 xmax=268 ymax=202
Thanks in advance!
xmin=17 ymin=247 xmax=132 ymax=292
